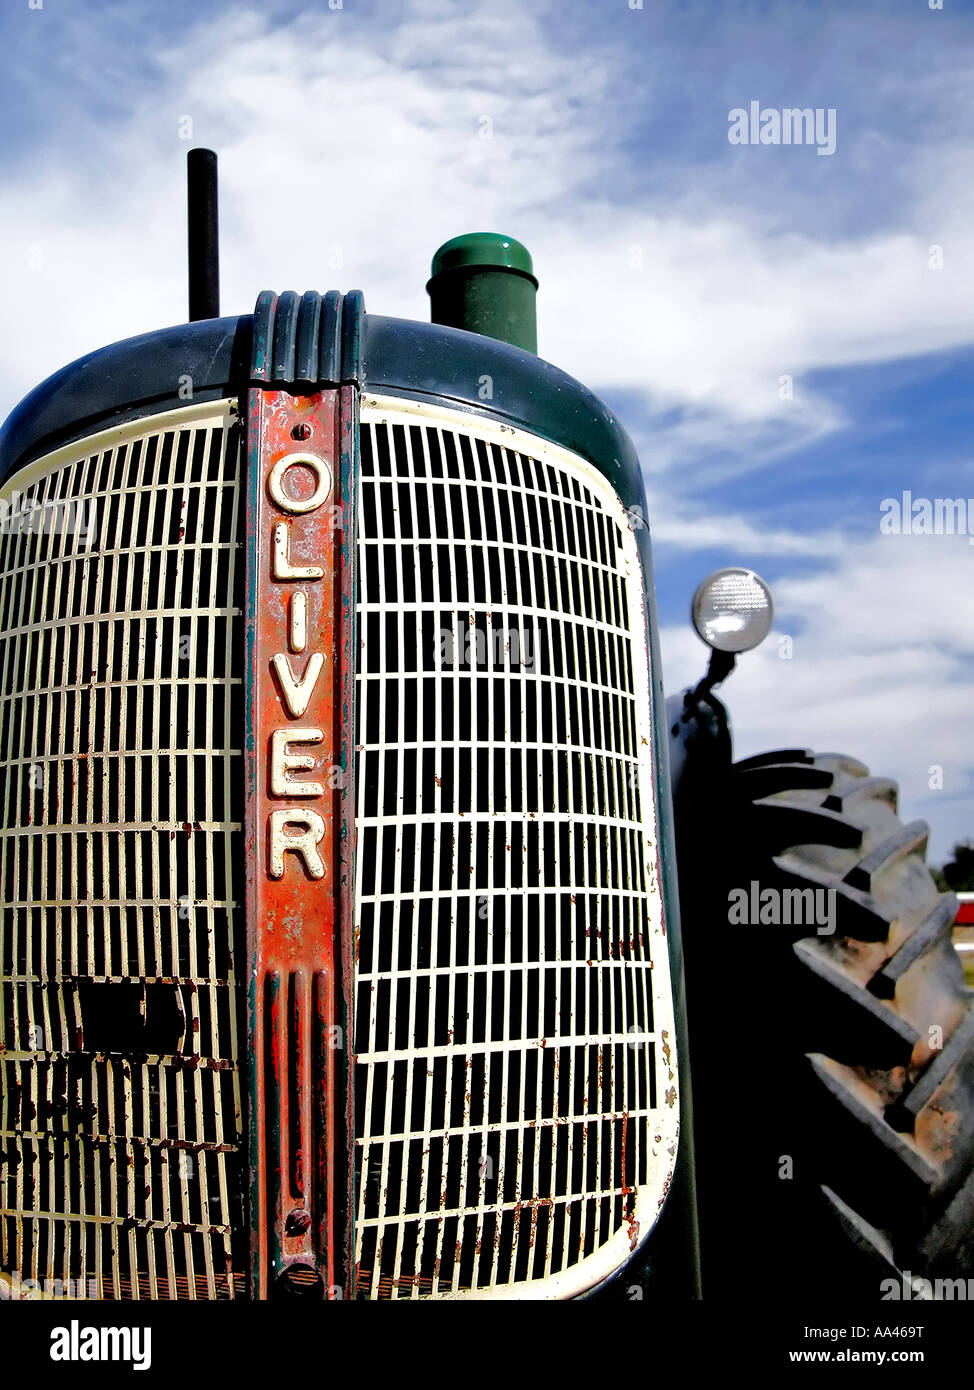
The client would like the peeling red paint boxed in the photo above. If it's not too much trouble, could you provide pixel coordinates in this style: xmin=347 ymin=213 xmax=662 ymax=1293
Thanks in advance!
xmin=245 ymin=386 xmax=354 ymax=1300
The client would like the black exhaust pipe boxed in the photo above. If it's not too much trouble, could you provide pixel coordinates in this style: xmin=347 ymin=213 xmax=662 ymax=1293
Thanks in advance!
xmin=187 ymin=148 xmax=220 ymax=321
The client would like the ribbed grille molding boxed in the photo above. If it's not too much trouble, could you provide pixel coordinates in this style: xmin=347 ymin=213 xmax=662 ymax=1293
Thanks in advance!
xmin=353 ymin=397 xmax=678 ymax=1300
xmin=0 ymin=403 xmax=247 ymax=1300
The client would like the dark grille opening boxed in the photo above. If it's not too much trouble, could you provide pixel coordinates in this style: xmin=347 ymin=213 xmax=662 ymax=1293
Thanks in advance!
xmin=73 ymin=981 xmax=186 ymax=1055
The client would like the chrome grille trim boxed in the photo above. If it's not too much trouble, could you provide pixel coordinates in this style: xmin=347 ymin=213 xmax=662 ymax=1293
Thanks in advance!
xmin=0 ymin=401 xmax=247 ymax=1301
xmin=353 ymin=395 xmax=679 ymax=1300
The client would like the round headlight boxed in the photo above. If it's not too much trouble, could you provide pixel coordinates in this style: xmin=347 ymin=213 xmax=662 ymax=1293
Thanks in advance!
xmin=691 ymin=568 xmax=774 ymax=653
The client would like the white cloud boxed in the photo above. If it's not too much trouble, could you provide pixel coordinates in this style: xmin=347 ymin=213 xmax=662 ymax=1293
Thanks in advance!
xmin=650 ymin=508 xmax=845 ymax=558
xmin=3 ymin=0 xmax=972 ymax=865
xmin=4 ymin=1 xmax=974 ymax=436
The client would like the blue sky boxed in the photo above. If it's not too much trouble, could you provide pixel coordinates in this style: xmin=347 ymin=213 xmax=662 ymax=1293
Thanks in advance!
xmin=1 ymin=0 xmax=973 ymax=861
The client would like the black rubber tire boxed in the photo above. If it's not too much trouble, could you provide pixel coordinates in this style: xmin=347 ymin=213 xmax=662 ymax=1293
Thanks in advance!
xmin=680 ymin=749 xmax=974 ymax=1298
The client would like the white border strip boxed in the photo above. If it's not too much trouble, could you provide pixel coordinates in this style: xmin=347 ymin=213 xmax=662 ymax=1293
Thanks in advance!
xmin=0 ymin=400 xmax=236 ymax=503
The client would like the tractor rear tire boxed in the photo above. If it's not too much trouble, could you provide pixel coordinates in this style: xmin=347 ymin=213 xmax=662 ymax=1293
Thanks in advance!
xmin=681 ymin=749 xmax=974 ymax=1299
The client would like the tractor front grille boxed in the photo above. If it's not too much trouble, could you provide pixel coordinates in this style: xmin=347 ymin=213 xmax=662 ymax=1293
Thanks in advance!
xmin=352 ymin=398 xmax=678 ymax=1299
xmin=0 ymin=390 xmax=678 ymax=1302
xmin=0 ymin=403 xmax=247 ymax=1300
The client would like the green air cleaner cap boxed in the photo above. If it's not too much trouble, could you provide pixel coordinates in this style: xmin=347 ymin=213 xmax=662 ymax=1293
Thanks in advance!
xmin=430 ymin=232 xmax=537 ymax=280
xmin=427 ymin=232 xmax=539 ymax=354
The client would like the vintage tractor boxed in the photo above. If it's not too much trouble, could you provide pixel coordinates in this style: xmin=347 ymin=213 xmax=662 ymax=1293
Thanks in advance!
xmin=0 ymin=150 xmax=970 ymax=1301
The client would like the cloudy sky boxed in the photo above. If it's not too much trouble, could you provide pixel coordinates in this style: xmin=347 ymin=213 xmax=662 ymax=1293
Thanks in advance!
xmin=1 ymin=0 xmax=972 ymax=861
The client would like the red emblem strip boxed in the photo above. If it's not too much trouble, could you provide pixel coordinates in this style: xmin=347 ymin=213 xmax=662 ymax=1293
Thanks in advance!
xmin=244 ymin=386 xmax=355 ymax=1299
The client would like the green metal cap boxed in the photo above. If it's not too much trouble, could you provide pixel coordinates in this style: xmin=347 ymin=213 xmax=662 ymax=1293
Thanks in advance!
xmin=427 ymin=232 xmax=539 ymax=353
xmin=429 ymin=232 xmax=538 ymax=285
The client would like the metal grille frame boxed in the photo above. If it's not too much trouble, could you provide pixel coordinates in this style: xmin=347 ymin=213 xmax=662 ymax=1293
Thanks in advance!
xmin=0 ymin=400 xmax=247 ymax=1301
xmin=352 ymin=394 xmax=680 ymax=1301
